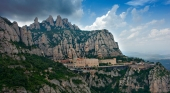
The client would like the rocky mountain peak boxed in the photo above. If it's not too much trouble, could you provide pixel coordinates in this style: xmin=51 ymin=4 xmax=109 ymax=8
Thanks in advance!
xmin=13 ymin=21 xmax=18 ymax=25
xmin=28 ymin=15 xmax=80 ymax=31
xmin=56 ymin=15 xmax=63 ymax=27
xmin=46 ymin=15 xmax=54 ymax=26
xmin=62 ymin=18 xmax=68 ymax=23
xmin=29 ymin=17 xmax=40 ymax=30
xmin=12 ymin=21 xmax=20 ymax=36
xmin=34 ymin=17 xmax=38 ymax=24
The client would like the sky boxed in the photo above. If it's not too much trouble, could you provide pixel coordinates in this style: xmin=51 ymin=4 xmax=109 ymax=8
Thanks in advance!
xmin=0 ymin=0 xmax=170 ymax=55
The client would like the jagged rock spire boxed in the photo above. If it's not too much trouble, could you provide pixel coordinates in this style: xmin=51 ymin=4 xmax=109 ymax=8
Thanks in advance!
xmin=46 ymin=15 xmax=54 ymax=26
xmin=33 ymin=17 xmax=40 ymax=29
xmin=34 ymin=17 xmax=38 ymax=23
xmin=12 ymin=21 xmax=20 ymax=37
xmin=29 ymin=15 xmax=80 ymax=30
xmin=56 ymin=15 xmax=63 ymax=27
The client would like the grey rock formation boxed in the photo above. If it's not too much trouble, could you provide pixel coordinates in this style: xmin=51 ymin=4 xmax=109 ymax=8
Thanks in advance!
xmin=30 ymin=17 xmax=40 ymax=29
xmin=20 ymin=26 xmax=33 ymax=46
xmin=2 ymin=87 xmax=27 ymax=93
xmin=21 ymin=26 xmax=29 ymax=46
xmin=149 ymin=63 xmax=170 ymax=93
xmin=46 ymin=15 xmax=54 ymax=26
xmin=12 ymin=21 xmax=20 ymax=37
xmin=34 ymin=17 xmax=40 ymax=29
xmin=56 ymin=15 xmax=63 ymax=27
xmin=73 ymin=24 xmax=80 ymax=30
xmin=0 ymin=17 xmax=19 ymax=42
xmin=55 ymin=15 xmax=80 ymax=30
xmin=0 ymin=16 xmax=122 ymax=60
xmin=46 ymin=26 xmax=51 ymax=31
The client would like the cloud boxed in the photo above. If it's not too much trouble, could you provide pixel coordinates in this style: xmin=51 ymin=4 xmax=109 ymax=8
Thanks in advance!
xmin=119 ymin=30 xmax=127 ymax=37
xmin=120 ymin=12 xmax=127 ymax=19
xmin=140 ymin=6 xmax=150 ymax=13
xmin=118 ymin=19 xmax=168 ymax=53
xmin=84 ymin=5 xmax=127 ymax=31
xmin=119 ymin=19 xmax=165 ymax=39
xmin=127 ymin=31 xmax=139 ymax=39
xmin=126 ymin=0 xmax=156 ymax=6
xmin=131 ymin=6 xmax=150 ymax=22
xmin=0 ymin=0 xmax=83 ymax=24
xmin=149 ymin=28 xmax=170 ymax=40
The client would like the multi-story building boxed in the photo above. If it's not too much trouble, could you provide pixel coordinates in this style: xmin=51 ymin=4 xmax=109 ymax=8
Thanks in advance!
xmin=84 ymin=59 xmax=99 ymax=67
xmin=61 ymin=58 xmax=116 ymax=68
xmin=99 ymin=58 xmax=116 ymax=65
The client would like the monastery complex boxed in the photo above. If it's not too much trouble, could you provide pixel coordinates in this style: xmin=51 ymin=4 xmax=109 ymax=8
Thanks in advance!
xmin=60 ymin=58 xmax=117 ymax=68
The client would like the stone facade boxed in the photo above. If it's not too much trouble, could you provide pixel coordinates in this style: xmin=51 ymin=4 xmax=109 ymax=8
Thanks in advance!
xmin=75 ymin=58 xmax=86 ymax=67
xmin=99 ymin=58 xmax=116 ymax=65
xmin=74 ymin=58 xmax=99 ymax=67
xmin=62 ymin=58 xmax=99 ymax=68
xmin=85 ymin=59 xmax=99 ymax=67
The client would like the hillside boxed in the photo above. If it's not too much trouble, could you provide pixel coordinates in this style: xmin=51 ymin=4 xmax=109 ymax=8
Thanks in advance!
xmin=0 ymin=53 xmax=91 ymax=93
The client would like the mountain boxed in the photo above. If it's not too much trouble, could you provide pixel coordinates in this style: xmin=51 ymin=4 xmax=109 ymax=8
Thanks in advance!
xmin=0 ymin=15 xmax=122 ymax=61
xmin=0 ymin=16 xmax=170 ymax=93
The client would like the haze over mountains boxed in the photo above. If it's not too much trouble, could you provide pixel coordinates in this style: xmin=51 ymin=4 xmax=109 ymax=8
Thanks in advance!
xmin=124 ymin=52 xmax=170 ymax=70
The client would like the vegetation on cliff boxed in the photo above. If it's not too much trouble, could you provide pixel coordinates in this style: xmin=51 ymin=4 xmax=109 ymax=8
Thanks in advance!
xmin=0 ymin=53 xmax=77 ymax=92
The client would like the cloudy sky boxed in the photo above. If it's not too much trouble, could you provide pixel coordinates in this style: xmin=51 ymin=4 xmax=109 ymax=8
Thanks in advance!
xmin=0 ymin=0 xmax=170 ymax=55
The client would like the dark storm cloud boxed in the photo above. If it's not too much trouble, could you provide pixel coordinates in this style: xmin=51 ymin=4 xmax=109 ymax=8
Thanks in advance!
xmin=0 ymin=0 xmax=82 ymax=21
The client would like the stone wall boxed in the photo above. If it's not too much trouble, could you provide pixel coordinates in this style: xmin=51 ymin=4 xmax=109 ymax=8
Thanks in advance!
xmin=85 ymin=59 xmax=99 ymax=67
xmin=75 ymin=58 xmax=86 ymax=67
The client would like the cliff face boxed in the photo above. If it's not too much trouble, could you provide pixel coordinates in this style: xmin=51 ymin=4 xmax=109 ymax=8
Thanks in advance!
xmin=82 ymin=64 xmax=170 ymax=93
xmin=0 ymin=16 xmax=122 ymax=61
xmin=149 ymin=63 xmax=170 ymax=93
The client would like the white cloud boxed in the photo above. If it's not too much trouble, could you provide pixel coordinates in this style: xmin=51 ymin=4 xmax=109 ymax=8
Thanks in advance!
xmin=84 ymin=5 xmax=127 ymax=30
xmin=119 ymin=19 xmax=165 ymax=39
xmin=120 ymin=12 xmax=127 ymax=19
xmin=127 ymin=31 xmax=139 ymax=39
xmin=146 ymin=19 xmax=165 ymax=25
xmin=118 ymin=19 xmax=167 ymax=53
xmin=131 ymin=6 xmax=150 ymax=22
xmin=126 ymin=0 xmax=156 ymax=6
xmin=149 ymin=28 xmax=170 ymax=40
xmin=140 ymin=6 xmax=150 ymax=13
xmin=119 ymin=30 xmax=127 ymax=37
